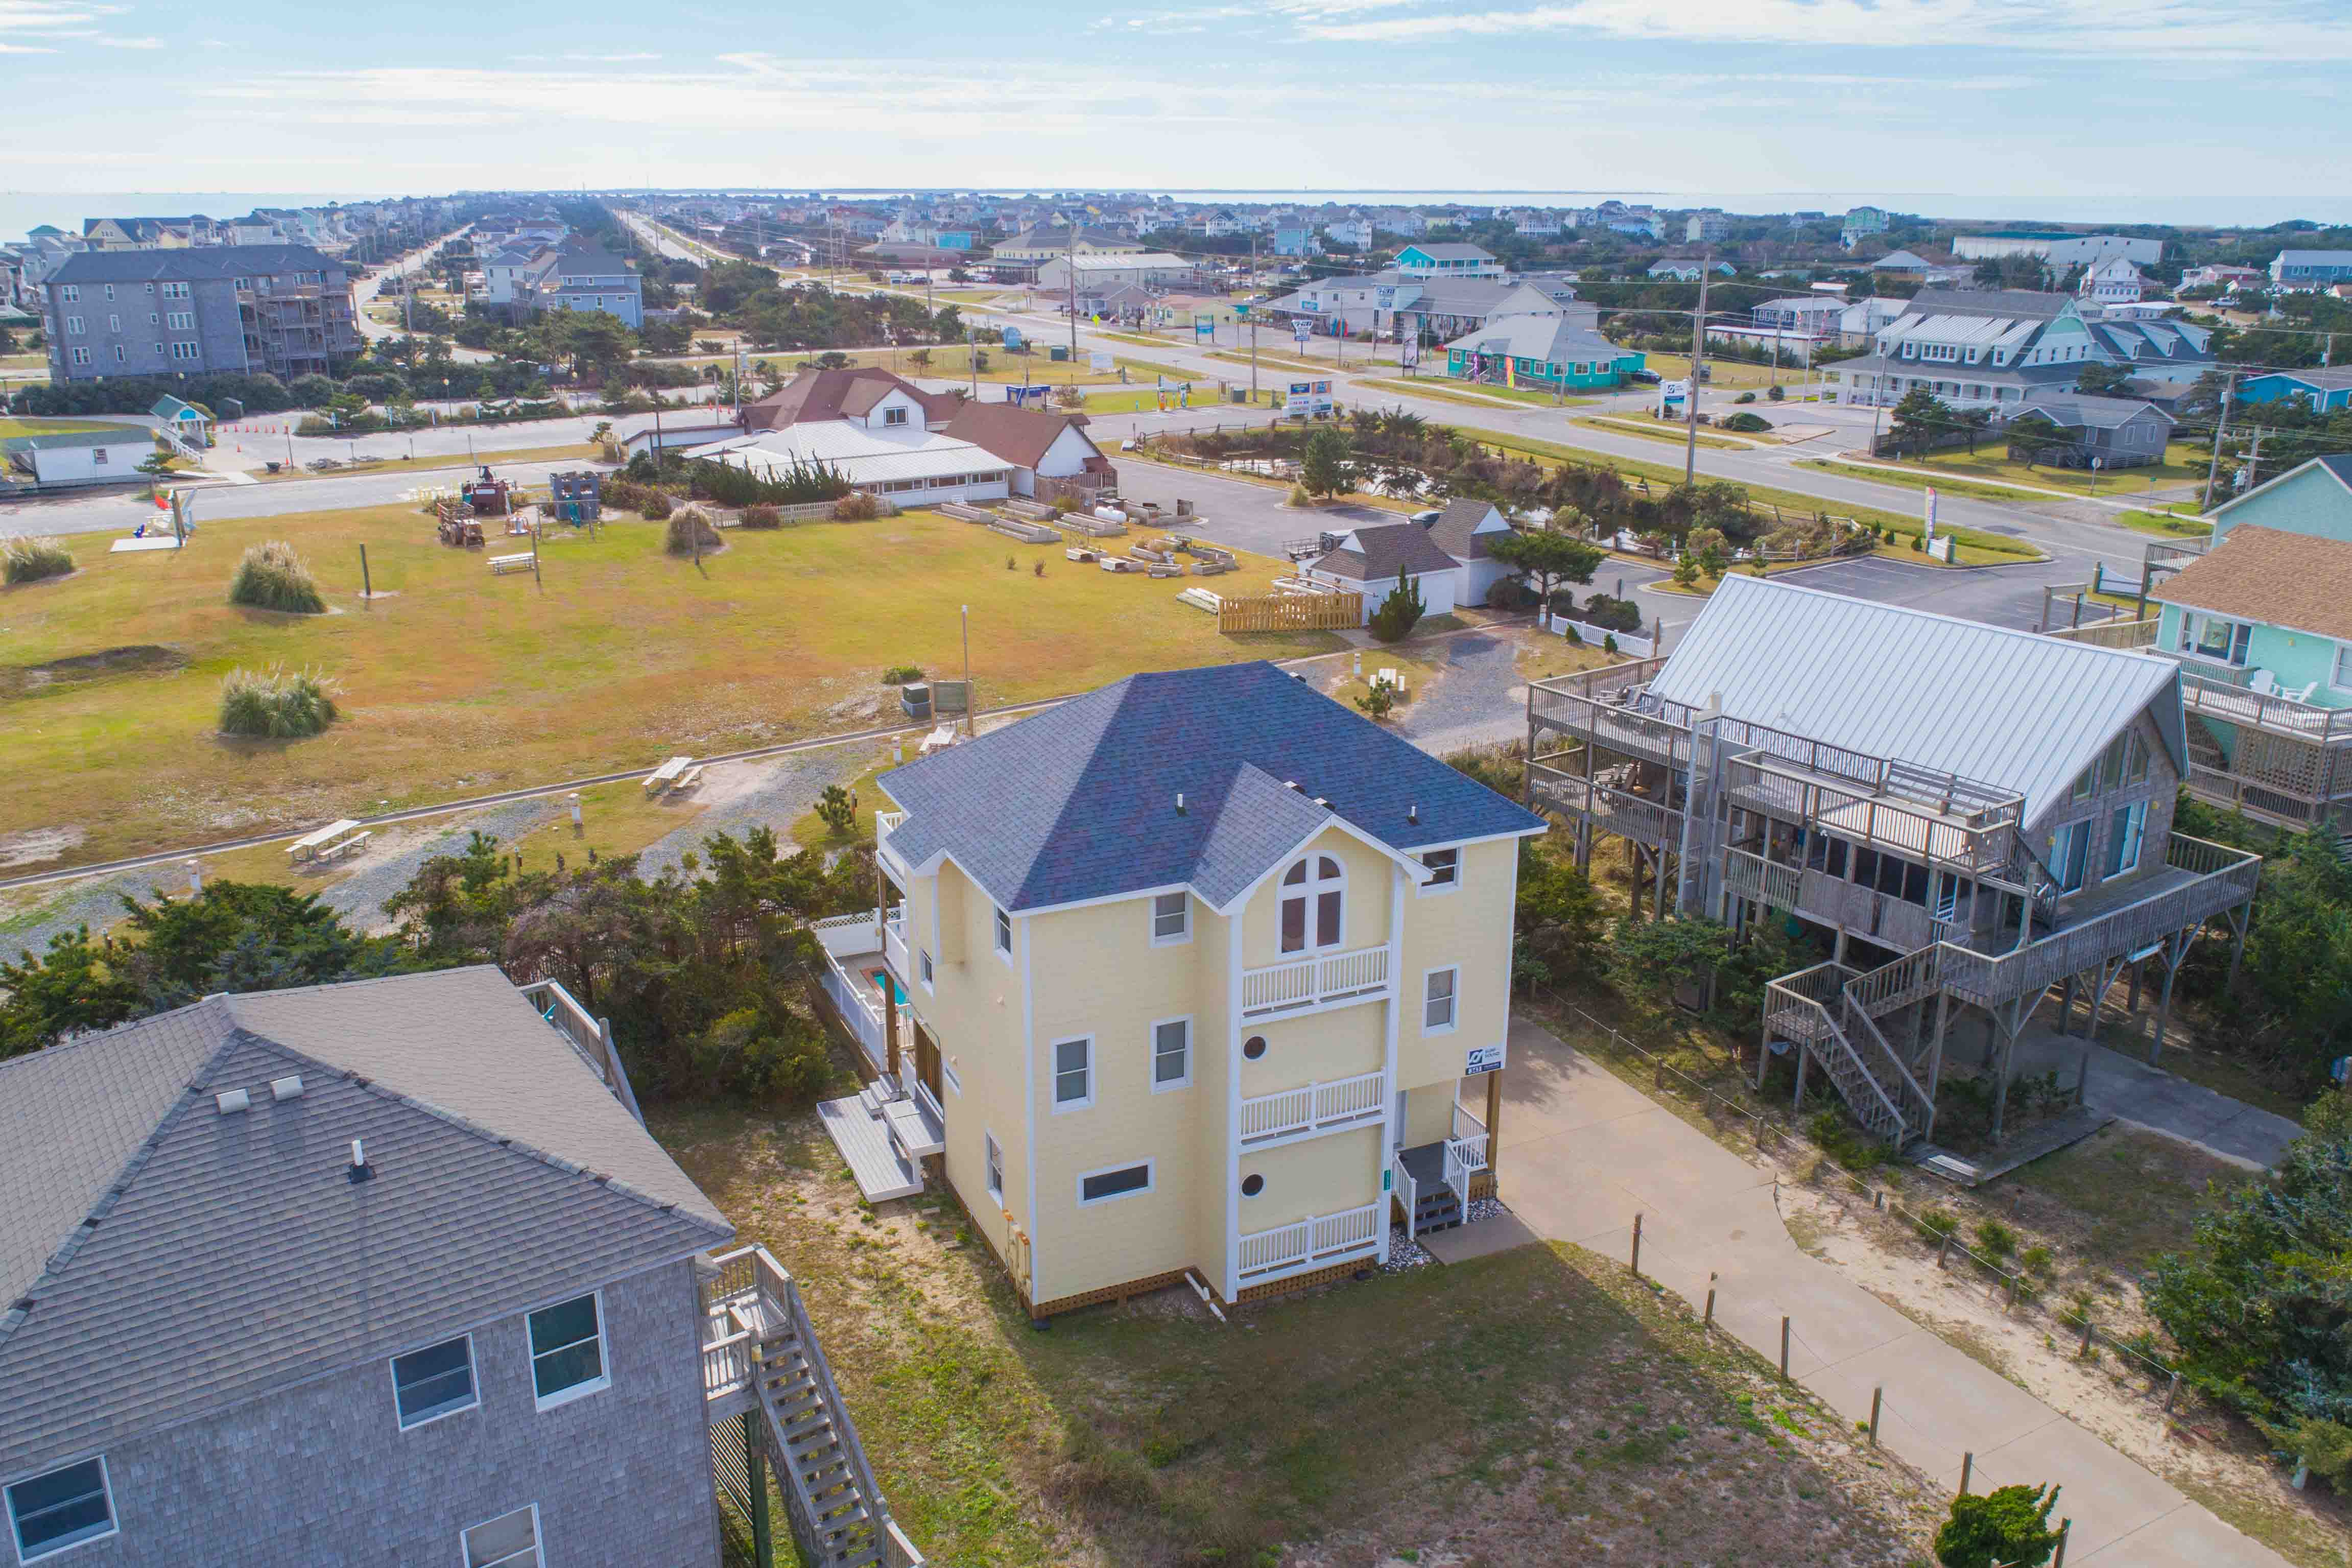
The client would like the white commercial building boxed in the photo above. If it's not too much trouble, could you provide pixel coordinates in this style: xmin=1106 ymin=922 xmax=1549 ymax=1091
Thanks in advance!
xmin=697 ymin=421 xmax=1012 ymax=505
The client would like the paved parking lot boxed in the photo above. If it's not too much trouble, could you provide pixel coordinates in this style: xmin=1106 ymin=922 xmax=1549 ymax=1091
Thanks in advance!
xmin=1769 ymin=554 xmax=2088 ymax=633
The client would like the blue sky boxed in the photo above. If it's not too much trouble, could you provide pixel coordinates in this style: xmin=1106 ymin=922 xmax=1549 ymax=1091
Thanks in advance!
xmin=7 ymin=0 xmax=2342 ymax=224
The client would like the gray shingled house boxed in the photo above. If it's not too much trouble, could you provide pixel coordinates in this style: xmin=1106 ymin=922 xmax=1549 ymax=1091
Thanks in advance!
xmin=0 ymin=966 xmax=742 ymax=1567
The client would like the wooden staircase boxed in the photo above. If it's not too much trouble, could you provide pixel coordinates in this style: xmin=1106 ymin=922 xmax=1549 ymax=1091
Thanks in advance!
xmin=704 ymin=1246 xmax=921 ymax=1568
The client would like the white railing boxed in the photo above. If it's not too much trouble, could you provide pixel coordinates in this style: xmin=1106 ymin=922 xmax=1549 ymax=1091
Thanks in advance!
xmin=1451 ymin=1100 xmax=1486 ymax=1146
xmin=1390 ymin=1148 xmax=1418 ymax=1241
xmin=1237 ymin=1199 xmax=1386 ymax=1281
xmin=820 ymin=958 xmax=889 ymax=1076
xmin=811 ymin=908 xmax=884 ymax=957
xmin=884 ymin=909 xmax=910 ymax=983
xmin=1238 ymin=1068 xmax=1388 ymax=1145
xmin=1443 ymin=1134 xmax=1488 ymax=1198
xmin=913 ymin=1075 xmax=944 ymax=1129
xmin=1240 ymin=942 xmax=1393 ymax=1016
xmin=875 ymin=809 xmax=906 ymax=841
xmin=1545 ymin=615 xmax=1655 ymax=656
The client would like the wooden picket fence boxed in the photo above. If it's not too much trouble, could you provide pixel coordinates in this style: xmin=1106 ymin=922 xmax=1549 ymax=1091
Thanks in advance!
xmin=1219 ymin=591 xmax=1363 ymax=633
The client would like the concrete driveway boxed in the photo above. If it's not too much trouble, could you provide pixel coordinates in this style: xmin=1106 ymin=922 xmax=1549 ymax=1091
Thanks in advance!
xmin=1496 ymin=1014 xmax=2289 ymax=1566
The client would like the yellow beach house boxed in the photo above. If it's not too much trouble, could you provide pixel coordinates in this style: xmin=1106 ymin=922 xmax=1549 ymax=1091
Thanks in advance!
xmin=811 ymin=662 xmax=1546 ymax=1317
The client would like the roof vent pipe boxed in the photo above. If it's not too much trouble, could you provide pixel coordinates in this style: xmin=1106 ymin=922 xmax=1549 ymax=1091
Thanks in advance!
xmin=1408 ymin=803 xmax=1419 ymax=823
xmin=347 ymin=1139 xmax=374 ymax=1184
xmin=1176 ymin=791 xmax=1185 ymax=814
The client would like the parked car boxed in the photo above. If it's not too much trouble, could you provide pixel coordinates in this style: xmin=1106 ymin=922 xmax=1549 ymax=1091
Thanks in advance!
xmin=1628 ymin=368 xmax=1661 ymax=385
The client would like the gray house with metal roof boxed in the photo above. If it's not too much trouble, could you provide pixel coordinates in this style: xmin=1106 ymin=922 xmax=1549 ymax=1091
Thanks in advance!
xmin=1528 ymin=576 xmax=2261 ymax=1153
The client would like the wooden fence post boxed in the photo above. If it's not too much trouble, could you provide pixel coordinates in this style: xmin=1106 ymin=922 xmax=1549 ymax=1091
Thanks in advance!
xmin=1868 ymin=1385 xmax=1882 ymax=1447
xmin=1703 ymin=1273 xmax=1716 ymax=1329
xmin=1958 ymin=1452 xmax=1973 ymax=1494
xmin=1630 ymin=1213 xmax=1643 ymax=1278
xmin=1779 ymin=1316 xmax=1791 ymax=1379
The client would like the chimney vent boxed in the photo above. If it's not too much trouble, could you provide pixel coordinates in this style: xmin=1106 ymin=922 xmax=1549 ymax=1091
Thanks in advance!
xmin=215 ymin=1089 xmax=251 ymax=1115
xmin=271 ymin=1075 xmax=304 ymax=1102
xmin=347 ymin=1139 xmax=373 ymax=1184
xmin=1408 ymin=802 xmax=1419 ymax=823
xmin=1175 ymin=791 xmax=1186 ymax=814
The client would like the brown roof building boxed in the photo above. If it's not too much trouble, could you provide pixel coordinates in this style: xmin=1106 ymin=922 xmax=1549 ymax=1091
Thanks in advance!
xmin=2151 ymin=523 xmax=2352 ymax=641
xmin=739 ymin=366 xmax=964 ymax=433
xmin=943 ymin=401 xmax=1106 ymax=473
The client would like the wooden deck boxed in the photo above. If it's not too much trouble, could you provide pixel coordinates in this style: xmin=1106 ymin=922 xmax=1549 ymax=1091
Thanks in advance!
xmin=817 ymin=1095 xmax=923 ymax=1201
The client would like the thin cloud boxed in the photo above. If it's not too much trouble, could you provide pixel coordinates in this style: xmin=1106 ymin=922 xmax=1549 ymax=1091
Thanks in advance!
xmin=0 ymin=40 xmax=59 ymax=50
xmin=96 ymin=34 xmax=162 ymax=46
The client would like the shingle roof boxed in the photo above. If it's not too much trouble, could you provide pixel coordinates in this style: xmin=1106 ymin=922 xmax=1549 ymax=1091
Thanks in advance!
xmin=2014 ymin=395 xmax=2173 ymax=432
xmin=0 ymin=967 xmax=730 ymax=1479
xmin=2254 ymin=366 xmax=2352 ymax=392
xmin=2151 ymin=524 xmax=2352 ymax=640
xmin=1908 ymin=286 xmax=2074 ymax=320
xmin=741 ymin=366 xmax=961 ymax=431
xmin=1312 ymin=521 xmax=1461 ymax=583
xmin=877 ymin=662 xmax=1543 ymax=913
xmin=47 ymin=244 xmax=342 ymax=284
xmin=1649 ymin=575 xmax=2185 ymax=830
xmin=1 ymin=427 xmax=150 ymax=454
xmin=1442 ymin=313 xmax=1621 ymax=365
xmin=944 ymin=401 xmax=1099 ymax=470
xmin=1405 ymin=244 xmax=1496 ymax=262
xmin=1425 ymin=498 xmax=1509 ymax=561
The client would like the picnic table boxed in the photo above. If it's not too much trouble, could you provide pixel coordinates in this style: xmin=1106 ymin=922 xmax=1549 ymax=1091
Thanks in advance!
xmin=643 ymin=756 xmax=699 ymax=796
xmin=288 ymin=819 xmax=370 ymax=864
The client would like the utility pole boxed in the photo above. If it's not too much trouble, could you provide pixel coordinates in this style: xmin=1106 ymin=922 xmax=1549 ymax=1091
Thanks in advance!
xmin=1250 ymin=233 xmax=1261 ymax=402
xmin=960 ymin=604 xmax=973 ymax=739
xmin=2202 ymin=376 xmax=2233 ymax=510
xmin=1065 ymin=229 xmax=1079 ymax=375
xmin=1683 ymin=250 xmax=1711 ymax=487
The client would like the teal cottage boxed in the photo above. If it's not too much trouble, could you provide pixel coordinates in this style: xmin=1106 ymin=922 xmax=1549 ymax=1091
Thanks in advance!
xmin=1443 ymin=314 xmax=1644 ymax=392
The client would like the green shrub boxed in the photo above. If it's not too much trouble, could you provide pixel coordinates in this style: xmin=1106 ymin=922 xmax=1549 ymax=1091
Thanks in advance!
xmin=1974 ymin=1218 xmax=2018 ymax=1260
xmin=881 ymin=665 xmax=923 ymax=684
xmin=640 ymin=492 xmax=674 ymax=521
xmin=226 ymin=540 xmax=325 ymax=613
xmin=218 ymin=665 xmax=339 ymax=738
xmin=1367 ymin=566 xmax=1425 ymax=644
xmin=664 ymin=507 xmax=722 ymax=556
xmin=814 ymin=784 xmax=858 ymax=835
xmin=1719 ymin=411 xmax=1773 ymax=433
xmin=3 ymin=534 xmax=75 ymax=584
xmin=740 ymin=504 xmax=781 ymax=529
xmin=1934 ymin=1483 xmax=2061 ymax=1567
xmin=833 ymin=491 xmax=878 ymax=520
xmin=1917 ymin=1207 xmax=1961 ymax=1243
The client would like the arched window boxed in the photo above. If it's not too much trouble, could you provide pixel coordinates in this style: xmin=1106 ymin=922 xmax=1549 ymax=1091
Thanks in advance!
xmin=1278 ymin=855 xmax=1346 ymax=954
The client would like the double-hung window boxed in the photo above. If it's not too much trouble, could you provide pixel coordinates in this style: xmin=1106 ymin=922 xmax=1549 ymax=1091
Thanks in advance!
xmin=461 ymin=1506 xmax=542 ymax=1568
xmin=993 ymin=906 xmax=1012 ymax=959
xmin=390 ymin=1334 xmax=477 ymax=1428
xmin=984 ymin=1132 xmax=1004 ymax=1202
xmin=527 ymin=1293 xmax=608 ymax=1410
xmin=7 ymin=1459 xmax=115 ymax=1560
xmin=2179 ymin=612 xmax=2250 ymax=666
xmin=1052 ymin=1037 xmax=1091 ymax=1109
xmin=1151 ymin=891 xmax=1190 ymax=943
xmin=1423 ymin=967 xmax=1458 ymax=1032
xmin=1419 ymin=847 xmax=1459 ymax=891
xmin=2335 ymin=643 xmax=2352 ymax=692
xmin=1152 ymin=1017 xmax=1190 ymax=1089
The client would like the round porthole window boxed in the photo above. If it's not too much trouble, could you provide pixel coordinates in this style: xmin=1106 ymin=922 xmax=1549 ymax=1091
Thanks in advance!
xmin=1241 ymin=1174 xmax=1265 ymax=1198
xmin=1243 ymin=1035 xmax=1267 ymax=1060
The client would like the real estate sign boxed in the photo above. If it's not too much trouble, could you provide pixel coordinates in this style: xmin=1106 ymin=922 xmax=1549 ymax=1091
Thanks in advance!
xmin=1285 ymin=379 xmax=1334 ymax=419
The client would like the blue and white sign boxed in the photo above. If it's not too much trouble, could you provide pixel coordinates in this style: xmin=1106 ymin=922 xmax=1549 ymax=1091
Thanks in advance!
xmin=1001 ymin=326 xmax=1025 ymax=351
xmin=1292 ymin=317 xmax=1314 ymax=344
xmin=1466 ymin=1043 xmax=1506 ymax=1076
xmin=1195 ymin=313 xmax=1215 ymax=342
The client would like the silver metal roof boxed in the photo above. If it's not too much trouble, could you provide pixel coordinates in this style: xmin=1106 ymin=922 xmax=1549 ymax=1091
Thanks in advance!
xmin=1648 ymin=576 xmax=2185 ymax=830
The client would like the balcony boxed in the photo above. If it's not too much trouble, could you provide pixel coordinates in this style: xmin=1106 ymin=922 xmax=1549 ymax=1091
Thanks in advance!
xmin=1237 ymin=1200 xmax=1384 ymax=1285
xmin=875 ymin=809 xmax=910 ymax=878
xmin=1240 ymin=941 xmax=1393 ymax=1018
xmin=1239 ymin=1068 xmax=1387 ymax=1148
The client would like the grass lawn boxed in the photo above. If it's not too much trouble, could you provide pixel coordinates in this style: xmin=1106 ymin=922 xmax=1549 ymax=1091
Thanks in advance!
xmin=1631 ymin=351 xmax=1794 ymax=391
xmin=747 ymin=346 xmax=1200 ymax=389
xmin=2117 ymin=508 xmax=2217 ymax=541
xmin=1075 ymin=387 xmax=1244 ymax=417
xmin=1357 ymin=375 xmax=1597 ymax=412
xmin=0 ymin=507 xmax=1337 ymax=872
xmin=653 ymin=1100 xmax=1936 ymax=1566
xmin=2008 ymin=1124 xmax=2253 ymax=1277
xmin=1903 ymin=441 xmax=2210 ymax=498
xmin=1575 ymin=414 xmax=1753 ymax=450
xmin=1453 ymin=425 xmax=2045 ymax=563
xmin=1202 ymin=348 xmax=1329 ymax=376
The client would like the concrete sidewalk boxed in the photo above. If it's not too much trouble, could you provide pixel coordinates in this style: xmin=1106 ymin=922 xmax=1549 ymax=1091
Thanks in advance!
xmin=1498 ymin=1015 xmax=2289 ymax=1566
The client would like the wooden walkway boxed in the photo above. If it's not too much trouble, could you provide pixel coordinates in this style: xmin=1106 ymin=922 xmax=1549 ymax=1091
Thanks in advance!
xmin=817 ymin=1095 xmax=923 ymax=1201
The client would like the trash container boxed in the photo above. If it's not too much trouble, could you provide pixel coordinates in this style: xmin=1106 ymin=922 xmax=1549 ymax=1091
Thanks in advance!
xmin=899 ymin=683 xmax=933 ymax=722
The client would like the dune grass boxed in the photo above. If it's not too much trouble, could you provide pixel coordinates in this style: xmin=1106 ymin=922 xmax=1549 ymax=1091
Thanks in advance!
xmin=0 ymin=505 xmax=1338 ymax=870
xmin=227 ymin=541 xmax=326 ymax=613
xmin=3 ymin=534 xmax=75 ymax=584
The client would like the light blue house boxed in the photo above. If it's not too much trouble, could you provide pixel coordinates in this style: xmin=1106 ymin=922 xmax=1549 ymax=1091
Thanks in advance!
xmin=1394 ymin=243 xmax=1503 ymax=279
xmin=2144 ymin=467 xmax=2352 ymax=829
xmin=2235 ymin=367 xmax=2352 ymax=416
xmin=1442 ymin=314 xmax=1644 ymax=391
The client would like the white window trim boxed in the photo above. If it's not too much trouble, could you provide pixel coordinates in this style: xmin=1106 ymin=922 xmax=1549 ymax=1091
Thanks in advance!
xmin=526 ymin=1289 xmax=610 ymax=1413
xmin=388 ymin=1332 xmax=479 ymax=1431
xmin=1422 ymin=965 xmax=1461 ymax=1035
xmin=993 ymin=906 xmax=1013 ymax=965
xmin=1149 ymin=1013 xmax=1193 ymax=1092
xmin=918 ymin=947 xmax=934 ymax=993
xmin=984 ymin=1130 xmax=1004 ymax=1203
xmin=2108 ymin=800 xmax=2148 ymax=877
xmin=1075 ymin=1157 xmax=1156 ymax=1207
xmin=1050 ymin=1035 xmax=1094 ymax=1112
xmin=459 ymin=1503 xmax=542 ymax=1568
xmin=6 ymin=1456 xmax=117 ymax=1562
xmin=2333 ymin=642 xmax=2352 ymax=692
xmin=1149 ymin=891 xmax=1192 ymax=946
xmin=1417 ymin=846 xmax=1462 ymax=896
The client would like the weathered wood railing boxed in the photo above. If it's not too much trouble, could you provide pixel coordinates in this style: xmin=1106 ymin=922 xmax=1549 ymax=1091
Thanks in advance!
xmin=515 ymin=975 xmax=645 ymax=1125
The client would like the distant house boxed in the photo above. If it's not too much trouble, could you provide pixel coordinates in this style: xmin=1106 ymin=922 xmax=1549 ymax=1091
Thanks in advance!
xmin=702 ymin=370 xmax=1010 ymax=505
xmin=1839 ymin=206 xmax=1889 ymax=249
xmin=1685 ymin=210 xmax=1732 ymax=244
xmin=737 ymin=365 xmax=962 ymax=435
xmin=1866 ymin=249 xmax=1961 ymax=283
xmin=1270 ymin=227 xmax=1324 ymax=257
xmin=2268 ymin=251 xmax=2352 ymax=292
xmin=1442 ymin=314 xmax=1643 ymax=392
xmin=520 ymin=242 xmax=643 ymax=329
xmin=990 ymin=225 xmax=1143 ymax=264
xmin=2078 ymin=256 xmax=2146 ymax=305
xmin=1325 ymin=216 xmax=1374 ymax=248
xmin=1825 ymin=287 xmax=2214 ymax=413
xmin=1393 ymin=243 xmax=1503 ymax=280
xmin=1647 ymin=260 xmax=1735 ymax=282
xmin=1035 ymin=252 xmax=1194 ymax=293
xmin=2237 ymin=366 xmax=2352 ymax=416
xmin=2207 ymin=453 xmax=2352 ymax=545
xmin=1748 ymin=296 xmax=1843 ymax=338
xmin=0 ymin=967 xmax=740 ymax=1568
xmin=2008 ymin=394 xmax=2177 ymax=468
xmin=1418 ymin=498 xmax=1519 ymax=607
xmin=2181 ymin=264 xmax=2264 ymax=293
xmin=1302 ymin=521 xmax=1464 ymax=623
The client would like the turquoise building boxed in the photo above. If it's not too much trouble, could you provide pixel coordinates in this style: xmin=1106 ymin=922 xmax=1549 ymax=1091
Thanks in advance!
xmin=1442 ymin=314 xmax=1644 ymax=392
xmin=2146 ymin=459 xmax=2352 ymax=829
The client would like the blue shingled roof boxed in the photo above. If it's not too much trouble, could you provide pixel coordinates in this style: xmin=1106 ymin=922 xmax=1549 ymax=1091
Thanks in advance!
xmin=878 ymin=662 xmax=1545 ymax=912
